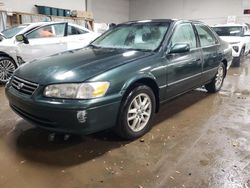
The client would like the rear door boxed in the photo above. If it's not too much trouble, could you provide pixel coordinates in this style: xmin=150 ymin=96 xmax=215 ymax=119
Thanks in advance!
xmin=194 ymin=24 xmax=220 ymax=83
xmin=17 ymin=23 xmax=67 ymax=62
xmin=165 ymin=22 xmax=203 ymax=99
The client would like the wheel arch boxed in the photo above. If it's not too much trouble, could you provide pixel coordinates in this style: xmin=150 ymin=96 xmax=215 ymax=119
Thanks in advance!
xmin=221 ymin=59 xmax=228 ymax=76
xmin=121 ymin=74 xmax=160 ymax=113
xmin=0 ymin=51 xmax=18 ymax=66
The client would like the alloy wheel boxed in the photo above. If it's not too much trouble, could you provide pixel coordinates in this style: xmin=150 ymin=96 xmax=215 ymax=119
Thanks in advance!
xmin=0 ymin=59 xmax=16 ymax=82
xmin=127 ymin=93 xmax=152 ymax=132
xmin=215 ymin=65 xmax=224 ymax=90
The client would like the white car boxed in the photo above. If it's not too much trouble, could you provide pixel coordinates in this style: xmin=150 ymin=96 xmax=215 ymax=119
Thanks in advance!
xmin=0 ymin=22 xmax=99 ymax=83
xmin=212 ymin=24 xmax=250 ymax=67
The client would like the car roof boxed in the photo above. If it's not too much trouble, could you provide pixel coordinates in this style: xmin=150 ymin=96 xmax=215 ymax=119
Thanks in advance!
xmin=26 ymin=21 xmax=87 ymax=28
xmin=20 ymin=21 xmax=91 ymax=33
xmin=213 ymin=23 xmax=246 ymax=27
xmin=120 ymin=19 xmax=205 ymax=25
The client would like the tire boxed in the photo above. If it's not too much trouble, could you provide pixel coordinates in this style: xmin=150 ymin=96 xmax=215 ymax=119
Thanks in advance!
xmin=205 ymin=63 xmax=225 ymax=93
xmin=241 ymin=47 xmax=245 ymax=56
xmin=234 ymin=48 xmax=245 ymax=67
xmin=0 ymin=57 xmax=16 ymax=84
xmin=233 ymin=57 xmax=240 ymax=67
xmin=115 ymin=85 xmax=156 ymax=140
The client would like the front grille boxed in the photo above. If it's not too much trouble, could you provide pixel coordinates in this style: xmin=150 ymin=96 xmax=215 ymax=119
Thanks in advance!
xmin=11 ymin=76 xmax=39 ymax=95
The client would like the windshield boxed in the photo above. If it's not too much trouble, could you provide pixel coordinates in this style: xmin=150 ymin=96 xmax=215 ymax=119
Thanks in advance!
xmin=92 ymin=22 xmax=170 ymax=51
xmin=1 ymin=24 xmax=29 ymax=39
xmin=213 ymin=26 xmax=244 ymax=37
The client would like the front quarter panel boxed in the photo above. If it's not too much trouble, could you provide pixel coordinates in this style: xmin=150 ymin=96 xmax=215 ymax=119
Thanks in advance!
xmin=88 ymin=53 xmax=167 ymax=102
xmin=0 ymin=38 xmax=18 ymax=64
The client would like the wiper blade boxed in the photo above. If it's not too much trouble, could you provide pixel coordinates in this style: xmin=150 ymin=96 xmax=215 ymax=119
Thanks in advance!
xmin=126 ymin=48 xmax=152 ymax=52
xmin=89 ymin=45 xmax=120 ymax=50
xmin=88 ymin=44 xmax=101 ymax=48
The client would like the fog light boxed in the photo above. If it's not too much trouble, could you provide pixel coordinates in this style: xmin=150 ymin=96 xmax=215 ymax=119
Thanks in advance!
xmin=232 ymin=46 xmax=239 ymax=53
xmin=77 ymin=110 xmax=87 ymax=123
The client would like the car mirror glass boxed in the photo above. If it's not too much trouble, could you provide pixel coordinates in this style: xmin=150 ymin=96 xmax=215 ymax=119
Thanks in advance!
xmin=16 ymin=34 xmax=29 ymax=44
xmin=0 ymin=33 xmax=4 ymax=41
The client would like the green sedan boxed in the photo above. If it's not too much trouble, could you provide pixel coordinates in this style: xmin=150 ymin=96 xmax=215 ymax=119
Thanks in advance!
xmin=5 ymin=19 xmax=232 ymax=139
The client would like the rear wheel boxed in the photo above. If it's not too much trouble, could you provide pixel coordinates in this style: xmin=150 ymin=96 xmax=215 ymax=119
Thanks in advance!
xmin=115 ymin=85 xmax=156 ymax=139
xmin=205 ymin=63 xmax=225 ymax=93
xmin=0 ymin=57 xmax=16 ymax=84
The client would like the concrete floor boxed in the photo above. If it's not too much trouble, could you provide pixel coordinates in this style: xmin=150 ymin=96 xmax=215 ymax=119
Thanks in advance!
xmin=0 ymin=59 xmax=250 ymax=188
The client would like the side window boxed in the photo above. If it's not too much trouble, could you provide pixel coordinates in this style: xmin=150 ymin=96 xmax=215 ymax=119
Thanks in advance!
xmin=170 ymin=23 xmax=197 ymax=49
xmin=67 ymin=25 xmax=88 ymax=36
xmin=27 ymin=23 xmax=66 ymax=39
xmin=195 ymin=24 xmax=217 ymax=47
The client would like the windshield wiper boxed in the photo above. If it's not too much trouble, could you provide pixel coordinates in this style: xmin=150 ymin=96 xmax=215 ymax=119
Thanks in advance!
xmin=89 ymin=45 xmax=153 ymax=52
xmin=125 ymin=48 xmax=153 ymax=52
xmin=88 ymin=44 xmax=101 ymax=49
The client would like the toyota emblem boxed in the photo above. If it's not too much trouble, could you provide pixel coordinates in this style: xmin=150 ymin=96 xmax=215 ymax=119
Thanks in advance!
xmin=17 ymin=83 xmax=24 ymax=90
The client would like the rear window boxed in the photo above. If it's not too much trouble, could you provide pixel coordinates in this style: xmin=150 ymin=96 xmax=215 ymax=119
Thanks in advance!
xmin=213 ymin=26 xmax=244 ymax=37
xmin=67 ymin=25 xmax=88 ymax=35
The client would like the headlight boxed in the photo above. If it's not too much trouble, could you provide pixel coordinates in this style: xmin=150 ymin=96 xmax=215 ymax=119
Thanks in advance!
xmin=44 ymin=82 xmax=110 ymax=99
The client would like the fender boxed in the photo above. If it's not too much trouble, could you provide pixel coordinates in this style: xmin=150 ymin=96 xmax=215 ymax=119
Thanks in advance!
xmin=0 ymin=51 xmax=18 ymax=66
xmin=120 ymin=72 xmax=159 ymax=95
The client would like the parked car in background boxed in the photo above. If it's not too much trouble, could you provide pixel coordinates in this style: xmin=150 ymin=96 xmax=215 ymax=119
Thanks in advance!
xmin=5 ymin=19 xmax=232 ymax=139
xmin=212 ymin=23 xmax=250 ymax=66
xmin=0 ymin=22 xmax=99 ymax=83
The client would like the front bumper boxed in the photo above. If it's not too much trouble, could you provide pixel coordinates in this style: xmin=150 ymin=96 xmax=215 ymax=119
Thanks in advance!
xmin=5 ymin=85 xmax=121 ymax=135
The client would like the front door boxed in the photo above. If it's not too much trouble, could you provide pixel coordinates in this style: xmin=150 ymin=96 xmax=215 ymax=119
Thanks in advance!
xmin=165 ymin=23 xmax=203 ymax=99
xmin=17 ymin=23 xmax=67 ymax=62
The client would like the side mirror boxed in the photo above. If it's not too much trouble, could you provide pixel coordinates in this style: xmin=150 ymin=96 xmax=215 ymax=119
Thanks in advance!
xmin=0 ymin=33 xmax=5 ymax=41
xmin=16 ymin=34 xmax=29 ymax=44
xmin=169 ymin=43 xmax=190 ymax=54
xmin=108 ymin=23 xmax=116 ymax=30
xmin=244 ymin=31 xmax=250 ymax=37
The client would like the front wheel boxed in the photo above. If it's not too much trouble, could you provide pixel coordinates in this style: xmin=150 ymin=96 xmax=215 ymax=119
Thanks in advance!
xmin=115 ymin=85 xmax=156 ymax=140
xmin=205 ymin=63 xmax=225 ymax=93
xmin=0 ymin=57 xmax=16 ymax=84
xmin=234 ymin=48 xmax=245 ymax=67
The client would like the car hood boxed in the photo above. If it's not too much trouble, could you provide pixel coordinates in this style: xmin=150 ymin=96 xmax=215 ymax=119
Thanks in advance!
xmin=0 ymin=37 xmax=14 ymax=46
xmin=14 ymin=47 xmax=154 ymax=85
xmin=220 ymin=36 xmax=243 ymax=44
